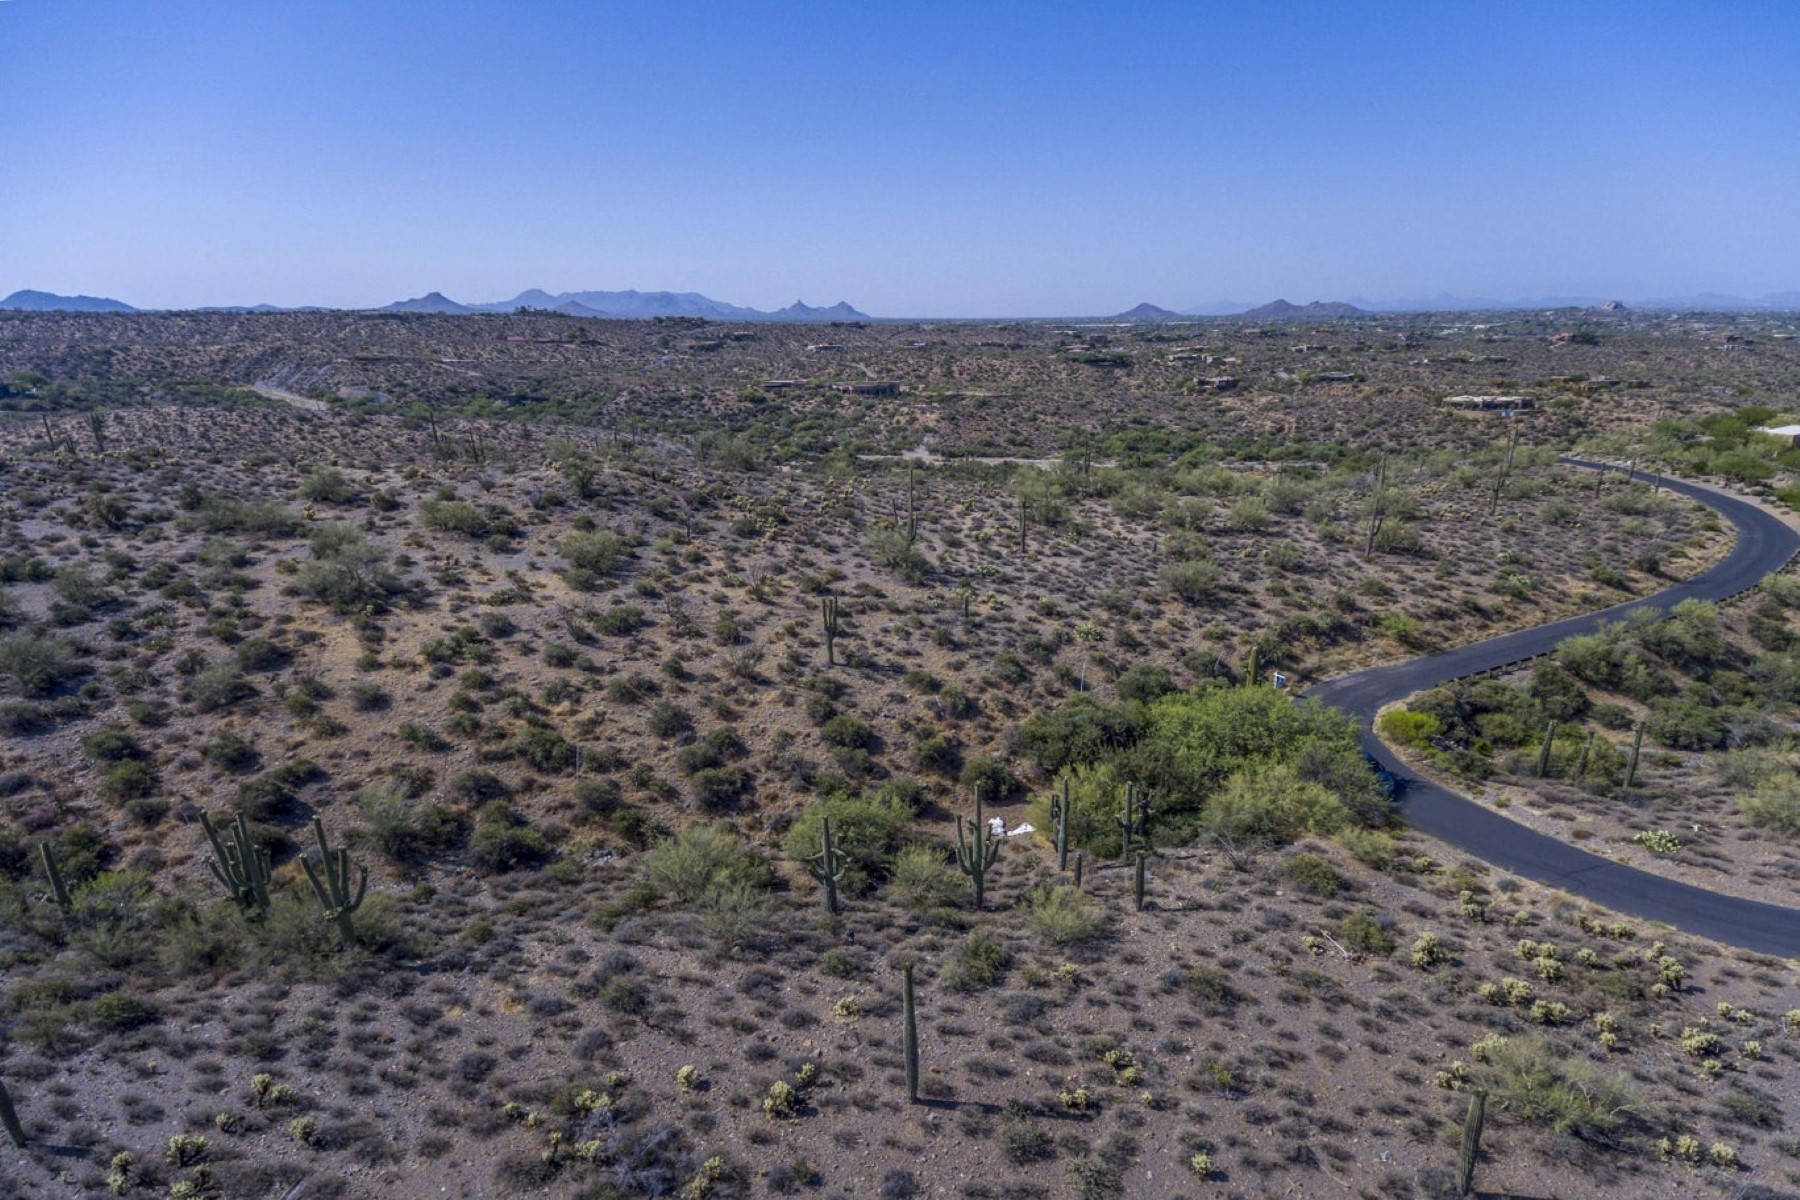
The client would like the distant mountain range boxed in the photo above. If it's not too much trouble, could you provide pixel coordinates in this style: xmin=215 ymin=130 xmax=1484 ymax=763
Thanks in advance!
xmin=384 ymin=289 xmax=869 ymax=322
xmin=0 ymin=287 xmax=870 ymax=322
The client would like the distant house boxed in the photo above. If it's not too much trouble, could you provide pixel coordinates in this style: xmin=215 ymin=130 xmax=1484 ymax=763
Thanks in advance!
xmin=1759 ymin=425 xmax=1800 ymax=447
xmin=1444 ymin=395 xmax=1531 ymax=411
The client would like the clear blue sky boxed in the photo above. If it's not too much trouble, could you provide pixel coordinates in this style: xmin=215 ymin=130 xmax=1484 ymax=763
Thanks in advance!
xmin=3 ymin=1 xmax=1797 ymax=315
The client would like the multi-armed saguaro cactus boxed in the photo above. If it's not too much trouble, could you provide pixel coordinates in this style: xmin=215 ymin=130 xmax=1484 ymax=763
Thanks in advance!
xmin=1456 ymin=1089 xmax=1487 ymax=1196
xmin=821 ymin=595 xmax=841 ymax=667
xmin=0 ymin=1075 xmax=24 ymax=1147
xmin=807 ymin=817 xmax=848 ymax=915
xmin=954 ymin=788 xmax=1002 ymax=911
xmin=1117 ymin=784 xmax=1151 ymax=862
xmin=37 ymin=843 xmax=71 ymax=912
xmin=200 ymin=811 xmax=273 ymax=918
xmin=301 ymin=817 xmax=367 ymax=949
xmin=1049 ymin=777 xmax=1072 ymax=873
xmin=901 ymin=962 xmax=920 ymax=1104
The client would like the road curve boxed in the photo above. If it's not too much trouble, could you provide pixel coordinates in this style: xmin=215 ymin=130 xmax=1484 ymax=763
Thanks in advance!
xmin=1305 ymin=459 xmax=1800 ymax=957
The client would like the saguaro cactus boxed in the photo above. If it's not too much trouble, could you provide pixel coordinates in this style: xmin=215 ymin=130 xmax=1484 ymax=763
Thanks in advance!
xmin=1118 ymin=784 xmax=1151 ymax=862
xmin=1625 ymin=721 xmax=1646 ymax=789
xmin=905 ymin=463 xmax=919 ymax=546
xmin=301 ymin=817 xmax=367 ymax=949
xmin=1245 ymin=645 xmax=1260 ymax=689
xmin=954 ymin=789 xmax=1001 ymax=911
xmin=1575 ymin=730 xmax=1596 ymax=780
xmin=1456 ymin=1090 xmax=1486 ymax=1196
xmin=38 ymin=843 xmax=71 ymax=912
xmin=901 ymin=962 xmax=920 ymax=1104
xmin=821 ymin=595 xmax=841 ymax=666
xmin=1535 ymin=720 xmax=1556 ymax=778
xmin=0 ymin=1076 xmax=23 ymax=1147
xmin=1049 ymin=777 xmax=1072 ymax=873
xmin=1133 ymin=851 xmax=1148 ymax=912
xmin=807 ymin=817 xmax=848 ymax=915
xmin=200 ymin=811 xmax=272 ymax=918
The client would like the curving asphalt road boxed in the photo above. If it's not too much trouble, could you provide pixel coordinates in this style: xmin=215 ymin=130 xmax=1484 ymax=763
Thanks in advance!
xmin=1305 ymin=459 xmax=1800 ymax=957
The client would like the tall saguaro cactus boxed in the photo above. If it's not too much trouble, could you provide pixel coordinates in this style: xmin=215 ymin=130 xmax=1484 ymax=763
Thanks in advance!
xmin=905 ymin=462 xmax=919 ymax=546
xmin=37 ymin=843 xmax=71 ymax=912
xmin=301 ymin=817 xmax=367 ymax=949
xmin=1625 ymin=721 xmax=1646 ymax=789
xmin=821 ymin=595 xmax=841 ymax=667
xmin=955 ymin=789 xmax=1001 ymax=911
xmin=807 ymin=817 xmax=848 ymax=915
xmin=1535 ymin=720 xmax=1556 ymax=778
xmin=901 ymin=962 xmax=920 ymax=1104
xmin=1133 ymin=852 xmax=1148 ymax=912
xmin=1118 ymin=784 xmax=1151 ymax=862
xmin=201 ymin=811 xmax=273 ymax=918
xmin=1049 ymin=777 xmax=1072 ymax=873
xmin=1456 ymin=1089 xmax=1487 ymax=1196
xmin=0 ymin=1075 xmax=24 ymax=1147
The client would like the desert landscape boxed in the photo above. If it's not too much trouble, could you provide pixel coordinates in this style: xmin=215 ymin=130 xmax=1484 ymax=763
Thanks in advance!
xmin=0 ymin=308 xmax=1797 ymax=1198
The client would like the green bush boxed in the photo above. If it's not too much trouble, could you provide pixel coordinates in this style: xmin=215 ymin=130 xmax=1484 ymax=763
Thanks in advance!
xmin=82 ymin=728 xmax=144 ymax=762
xmin=1741 ymin=775 xmax=1800 ymax=837
xmin=958 ymin=755 xmax=1015 ymax=801
xmin=468 ymin=801 xmax=552 ymax=873
xmin=299 ymin=468 xmax=355 ymax=503
xmin=820 ymin=714 xmax=874 ymax=750
xmin=781 ymin=793 xmax=912 ymax=896
xmin=1477 ymin=1035 xmax=1641 ymax=1140
xmin=1337 ymin=908 xmax=1395 ymax=956
xmin=887 ymin=843 xmax=962 ymax=912
xmin=0 ymin=631 xmax=81 ymax=697
xmin=1160 ymin=558 xmax=1219 ymax=603
xmin=943 ymin=930 xmax=1010 ymax=992
xmin=236 ymin=760 xmax=324 ymax=822
xmin=642 ymin=823 xmax=770 ymax=906
xmin=1015 ymin=694 xmax=1140 ymax=772
xmin=1200 ymin=762 xmax=1348 ymax=848
xmin=1376 ymin=709 xmax=1439 ymax=747
xmin=559 ymin=528 xmax=631 ymax=582
xmin=1022 ymin=884 xmax=1104 ymax=946
xmin=507 ymin=725 xmax=575 ymax=773
xmin=1283 ymin=852 xmax=1345 ymax=897
xmin=99 ymin=759 xmax=158 ymax=805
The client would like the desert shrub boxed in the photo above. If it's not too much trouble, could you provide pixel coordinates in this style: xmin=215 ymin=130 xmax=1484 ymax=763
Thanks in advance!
xmin=1022 ymin=884 xmax=1104 ymax=946
xmin=234 ymin=638 xmax=290 ymax=673
xmin=642 ymin=822 xmax=770 ymax=906
xmin=294 ymin=525 xmax=401 ymax=612
xmin=1741 ymin=775 xmax=1800 ymax=837
xmin=1199 ymin=762 xmax=1348 ymax=848
xmin=594 ymin=604 xmax=648 ymax=636
xmin=196 ymin=499 xmax=301 ymax=537
xmin=82 ymin=728 xmax=144 ymax=762
xmin=1160 ymin=559 xmax=1219 ymax=603
xmin=99 ymin=759 xmax=157 ymax=805
xmin=0 ymin=631 xmax=81 ymax=697
xmin=864 ymin=523 xmax=929 ymax=584
xmin=1645 ymin=699 xmax=1727 ymax=750
xmin=203 ymin=731 xmax=261 ymax=773
xmin=299 ymin=467 xmax=355 ymax=503
xmin=1377 ymin=709 xmax=1439 ymax=747
xmin=560 ymin=528 xmax=631 ymax=585
xmin=887 ymin=843 xmax=962 ymax=912
xmin=358 ymin=783 xmax=466 ymax=865
xmin=958 ymin=755 xmax=1015 ymax=801
xmin=236 ymin=760 xmax=324 ymax=822
xmin=507 ymin=724 xmax=575 ymax=773
xmin=781 ymin=793 xmax=912 ymax=896
xmin=820 ymin=714 xmax=874 ymax=750
xmin=1337 ymin=908 xmax=1395 ymax=956
xmin=420 ymin=499 xmax=492 ymax=537
xmin=1015 ymin=694 xmax=1140 ymax=772
xmin=1114 ymin=663 xmax=1175 ymax=704
xmin=689 ymin=767 xmax=750 ymax=810
xmin=85 ymin=992 xmax=158 ymax=1034
xmin=185 ymin=662 xmax=254 ymax=713
xmin=468 ymin=801 xmax=552 ymax=873
xmin=1283 ymin=852 xmax=1345 ymax=896
xmin=1477 ymin=1035 xmax=1641 ymax=1140
xmin=646 ymin=701 xmax=692 ymax=738
xmin=943 ymin=930 xmax=1010 ymax=992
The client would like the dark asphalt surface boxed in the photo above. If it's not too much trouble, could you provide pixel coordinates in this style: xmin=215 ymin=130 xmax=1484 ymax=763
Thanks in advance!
xmin=1304 ymin=459 xmax=1800 ymax=956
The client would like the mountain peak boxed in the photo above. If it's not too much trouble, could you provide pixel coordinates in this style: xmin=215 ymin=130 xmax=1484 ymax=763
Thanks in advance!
xmin=1240 ymin=298 xmax=1363 ymax=319
xmin=1113 ymin=302 xmax=1185 ymax=322
xmin=383 ymin=291 xmax=470 ymax=314
xmin=1 ymin=289 xmax=136 ymax=313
